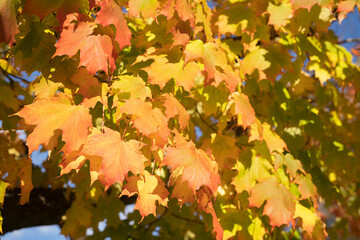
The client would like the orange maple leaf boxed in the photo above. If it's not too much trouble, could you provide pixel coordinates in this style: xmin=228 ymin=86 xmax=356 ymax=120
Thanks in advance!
xmin=163 ymin=93 xmax=189 ymax=129
xmin=54 ymin=16 xmax=115 ymax=74
xmin=163 ymin=135 xmax=220 ymax=194
xmin=70 ymin=67 xmax=108 ymax=108
xmin=0 ymin=0 xmax=18 ymax=45
xmin=197 ymin=189 xmax=223 ymax=240
xmin=230 ymin=92 xmax=256 ymax=128
xmin=81 ymin=127 xmax=148 ymax=190
xmin=15 ymin=93 xmax=92 ymax=155
xmin=121 ymin=171 xmax=169 ymax=221
xmin=95 ymin=0 xmax=131 ymax=49
xmin=120 ymin=98 xmax=170 ymax=146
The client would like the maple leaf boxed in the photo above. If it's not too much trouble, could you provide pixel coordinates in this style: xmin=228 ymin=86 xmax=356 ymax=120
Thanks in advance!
xmin=61 ymin=200 xmax=92 ymax=238
xmin=163 ymin=93 xmax=189 ymax=129
xmin=15 ymin=93 xmax=92 ymax=155
xmin=17 ymin=158 xmax=33 ymax=205
xmin=262 ymin=123 xmax=287 ymax=153
xmin=205 ymin=134 xmax=240 ymax=169
xmin=230 ymin=92 xmax=256 ymax=128
xmin=184 ymin=40 xmax=227 ymax=81
xmin=175 ymin=61 xmax=202 ymax=91
xmin=81 ymin=127 xmax=148 ymax=190
xmin=163 ymin=135 xmax=220 ymax=194
xmin=54 ymin=17 xmax=115 ymax=74
xmin=54 ymin=18 xmax=96 ymax=57
xmin=95 ymin=0 xmax=131 ymax=49
xmin=231 ymin=153 xmax=272 ymax=193
xmin=143 ymin=55 xmax=183 ymax=89
xmin=77 ymin=34 xmax=116 ymax=75
xmin=121 ymin=171 xmax=169 ymax=221
xmin=0 ymin=181 xmax=9 ymax=206
xmin=241 ymin=48 xmax=270 ymax=79
xmin=175 ymin=0 xmax=194 ymax=22
xmin=248 ymin=177 xmax=296 ymax=227
xmin=168 ymin=167 xmax=195 ymax=205
xmin=295 ymin=175 xmax=318 ymax=203
xmin=128 ymin=0 xmax=159 ymax=18
xmin=294 ymin=204 xmax=327 ymax=239
xmin=197 ymin=189 xmax=223 ymax=240
xmin=290 ymin=0 xmax=318 ymax=11
xmin=119 ymin=98 xmax=170 ymax=146
xmin=111 ymin=75 xmax=151 ymax=101
xmin=274 ymin=154 xmax=305 ymax=180
xmin=0 ymin=0 xmax=18 ymax=46
xmin=70 ymin=67 xmax=108 ymax=108
xmin=267 ymin=2 xmax=292 ymax=30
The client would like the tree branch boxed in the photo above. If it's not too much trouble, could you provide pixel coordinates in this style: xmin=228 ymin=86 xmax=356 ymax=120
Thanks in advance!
xmin=170 ymin=213 xmax=203 ymax=225
xmin=1 ymin=188 xmax=136 ymax=234
xmin=337 ymin=38 xmax=360 ymax=44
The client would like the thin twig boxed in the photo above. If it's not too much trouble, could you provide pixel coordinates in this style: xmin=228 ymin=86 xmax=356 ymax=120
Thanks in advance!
xmin=170 ymin=213 xmax=204 ymax=225
xmin=195 ymin=106 xmax=217 ymax=132
xmin=0 ymin=67 xmax=31 ymax=84
xmin=337 ymin=38 xmax=360 ymax=44
xmin=143 ymin=208 xmax=168 ymax=233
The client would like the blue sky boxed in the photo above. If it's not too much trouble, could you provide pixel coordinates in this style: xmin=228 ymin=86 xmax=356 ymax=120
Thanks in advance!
xmin=3 ymin=6 xmax=360 ymax=240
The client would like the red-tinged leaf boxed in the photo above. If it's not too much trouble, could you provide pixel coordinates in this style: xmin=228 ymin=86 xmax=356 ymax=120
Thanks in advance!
xmin=54 ymin=18 xmax=115 ymax=74
xmin=159 ymin=0 xmax=175 ymax=20
xmin=15 ymin=93 xmax=92 ymax=155
xmin=337 ymin=0 xmax=356 ymax=12
xmin=295 ymin=175 xmax=318 ymax=202
xmin=274 ymin=154 xmax=305 ymax=180
xmin=214 ymin=66 xmax=241 ymax=92
xmin=249 ymin=119 xmax=263 ymax=142
xmin=230 ymin=92 xmax=256 ymax=128
xmin=163 ymin=93 xmax=189 ymax=129
xmin=95 ymin=0 xmax=131 ymax=49
xmin=70 ymin=68 xmax=108 ymax=108
xmin=0 ymin=0 xmax=18 ymax=45
xmin=248 ymin=177 xmax=296 ymax=227
xmin=175 ymin=0 xmax=193 ymax=22
xmin=79 ymin=34 xmax=115 ymax=75
xmin=290 ymin=0 xmax=318 ymax=11
xmin=23 ymin=0 xmax=81 ymax=28
xmin=81 ymin=127 xmax=147 ymax=190
xmin=262 ymin=123 xmax=287 ymax=153
xmin=23 ymin=0 xmax=62 ymax=19
xmin=128 ymin=0 xmax=159 ymax=18
xmin=121 ymin=171 xmax=169 ymax=221
xmin=120 ymin=99 xmax=170 ymax=146
xmin=175 ymin=61 xmax=202 ymax=91
xmin=197 ymin=189 xmax=223 ymax=240
xmin=59 ymin=153 xmax=86 ymax=176
xmin=17 ymin=158 xmax=33 ymax=205
xmin=163 ymin=135 xmax=220 ymax=194
xmin=54 ymin=19 xmax=96 ymax=58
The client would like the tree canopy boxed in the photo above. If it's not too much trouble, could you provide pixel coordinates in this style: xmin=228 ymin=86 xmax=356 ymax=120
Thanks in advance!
xmin=1 ymin=0 xmax=360 ymax=239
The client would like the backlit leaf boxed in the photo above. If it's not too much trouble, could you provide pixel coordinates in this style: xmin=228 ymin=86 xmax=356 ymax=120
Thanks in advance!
xmin=15 ymin=93 xmax=92 ymax=154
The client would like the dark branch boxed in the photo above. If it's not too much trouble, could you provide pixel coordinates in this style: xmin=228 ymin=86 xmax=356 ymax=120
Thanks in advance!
xmin=195 ymin=106 xmax=217 ymax=133
xmin=170 ymin=213 xmax=203 ymax=225
xmin=0 ymin=67 xmax=31 ymax=85
xmin=337 ymin=38 xmax=360 ymax=44
xmin=1 ymin=188 xmax=136 ymax=234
